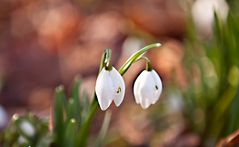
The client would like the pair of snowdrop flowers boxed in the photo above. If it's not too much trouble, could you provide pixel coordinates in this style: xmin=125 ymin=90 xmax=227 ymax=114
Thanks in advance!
xmin=95 ymin=58 xmax=163 ymax=111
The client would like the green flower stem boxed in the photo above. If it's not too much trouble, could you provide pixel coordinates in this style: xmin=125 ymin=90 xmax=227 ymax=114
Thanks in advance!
xmin=101 ymin=49 xmax=112 ymax=71
xmin=79 ymin=43 xmax=161 ymax=146
xmin=146 ymin=60 xmax=153 ymax=71
xmin=119 ymin=43 xmax=161 ymax=75
xmin=135 ymin=56 xmax=153 ymax=71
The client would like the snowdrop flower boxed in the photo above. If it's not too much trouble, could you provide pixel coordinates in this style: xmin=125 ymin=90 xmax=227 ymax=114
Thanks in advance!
xmin=95 ymin=67 xmax=125 ymax=111
xmin=134 ymin=70 xmax=162 ymax=109
xmin=192 ymin=0 xmax=229 ymax=37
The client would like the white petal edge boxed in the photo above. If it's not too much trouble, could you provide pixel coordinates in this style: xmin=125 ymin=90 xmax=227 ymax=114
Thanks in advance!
xmin=151 ymin=70 xmax=163 ymax=104
xmin=133 ymin=72 xmax=144 ymax=104
xmin=95 ymin=68 xmax=114 ymax=110
xmin=141 ymin=98 xmax=151 ymax=109
xmin=110 ymin=67 xmax=126 ymax=107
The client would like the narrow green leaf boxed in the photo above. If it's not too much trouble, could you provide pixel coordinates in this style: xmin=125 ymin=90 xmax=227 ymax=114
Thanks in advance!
xmin=66 ymin=99 xmax=77 ymax=122
xmin=72 ymin=77 xmax=81 ymax=113
xmin=81 ymin=92 xmax=90 ymax=122
xmin=228 ymin=87 xmax=239 ymax=134
xmin=63 ymin=119 xmax=77 ymax=147
xmin=53 ymin=85 xmax=67 ymax=147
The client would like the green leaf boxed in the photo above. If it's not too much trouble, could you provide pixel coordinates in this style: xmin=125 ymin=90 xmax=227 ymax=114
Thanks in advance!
xmin=53 ymin=85 xmax=67 ymax=147
xmin=66 ymin=99 xmax=77 ymax=123
xmin=227 ymin=87 xmax=239 ymax=134
xmin=81 ymin=92 xmax=90 ymax=122
xmin=72 ymin=77 xmax=82 ymax=116
xmin=63 ymin=119 xmax=77 ymax=147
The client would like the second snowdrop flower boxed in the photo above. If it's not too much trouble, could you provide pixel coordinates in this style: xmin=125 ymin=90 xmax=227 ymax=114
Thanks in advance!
xmin=134 ymin=69 xmax=162 ymax=109
xmin=95 ymin=67 xmax=125 ymax=111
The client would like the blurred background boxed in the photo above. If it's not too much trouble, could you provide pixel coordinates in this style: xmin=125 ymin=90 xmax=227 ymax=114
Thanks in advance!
xmin=0 ymin=0 xmax=239 ymax=146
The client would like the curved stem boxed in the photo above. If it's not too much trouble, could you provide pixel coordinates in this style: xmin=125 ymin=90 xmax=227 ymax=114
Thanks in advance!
xmin=135 ymin=56 xmax=153 ymax=71
xmin=118 ymin=43 xmax=161 ymax=75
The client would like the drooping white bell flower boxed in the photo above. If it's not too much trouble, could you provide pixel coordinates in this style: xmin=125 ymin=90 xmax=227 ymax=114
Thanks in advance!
xmin=133 ymin=70 xmax=162 ymax=109
xmin=95 ymin=67 xmax=125 ymax=111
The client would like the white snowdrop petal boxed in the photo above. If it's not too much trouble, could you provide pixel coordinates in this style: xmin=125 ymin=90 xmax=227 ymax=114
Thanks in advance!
xmin=98 ymin=97 xmax=112 ymax=111
xmin=95 ymin=68 xmax=114 ymax=110
xmin=111 ymin=67 xmax=125 ymax=107
xmin=152 ymin=70 xmax=163 ymax=91
xmin=133 ymin=72 xmax=143 ymax=104
xmin=133 ymin=87 xmax=139 ymax=104
xmin=138 ymin=71 xmax=155 ymax=103
xmin=148 ymin=73 xmax=159 ymax=104
xmin=140 ymin=97 xmax=151 ymax=109
xmin=151 ymin=70 xmax=163 ymax=104
xmin=133 ymin=70 xmax=163 ymax=109
xmin=134 ymin=71 xmax=147 ymax=105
